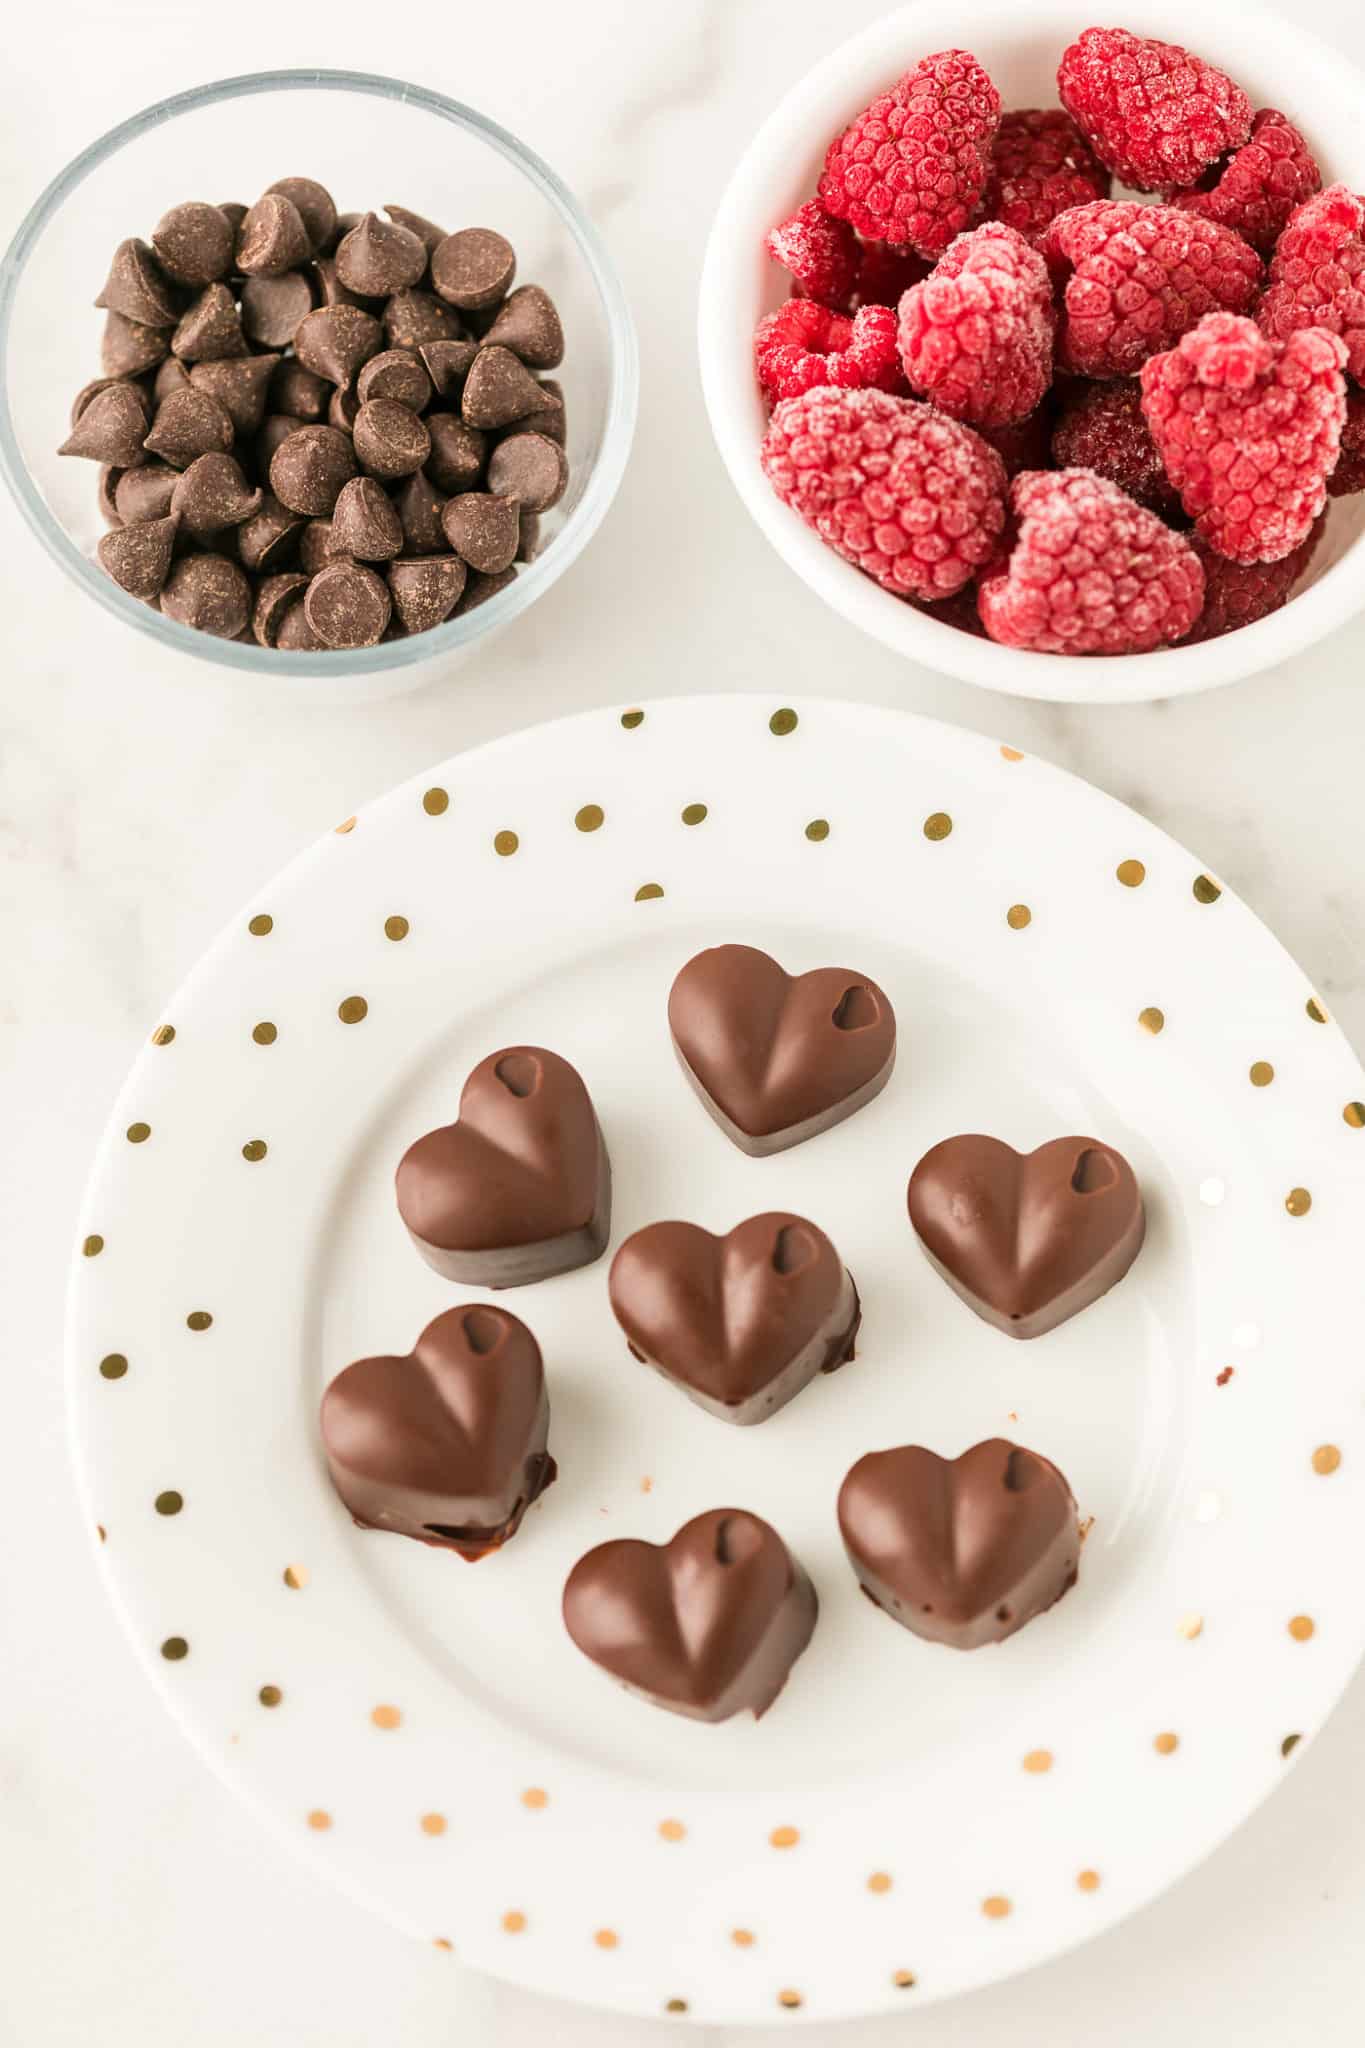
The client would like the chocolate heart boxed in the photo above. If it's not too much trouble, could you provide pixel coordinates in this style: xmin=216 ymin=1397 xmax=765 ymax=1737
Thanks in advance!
xmin=609 ymin=1211 xmax=859 ymax=1424
xmin=668 ymin=943 xmax=896 ymax=1155
xmin=395 ymin=1046 xmax=610 ymax=1286
xmin=562 ymin=1508 xmax=817 ymax=1721
xmin=320 ymin=1304 xmax=555 ymax=1559
xmin=908 ymin=1134 xmax=1145 ymax=1338
xmin=838 ymin=1439 xmax=1079 ymax=1649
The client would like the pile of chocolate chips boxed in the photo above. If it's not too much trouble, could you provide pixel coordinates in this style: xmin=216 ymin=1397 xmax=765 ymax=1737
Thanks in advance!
xmin=59 ymin=180 xmax=567 ymax=649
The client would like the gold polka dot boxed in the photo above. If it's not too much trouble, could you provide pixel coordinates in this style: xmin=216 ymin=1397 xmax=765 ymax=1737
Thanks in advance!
xmin=1307 ymin=997 xmax=1329 ymax=1023
xmin=575 ymin=804 xmax=604 ymax=832
xmin=433 ymin=1938 xmax=453 ymax=1952
xmin=777 ymin=1990 xmax=803 ymax=2010
xmin=1193 ymin=874 xmax=1222 ymax=904
xmin=306 ymin=1808 xmax=331 ymax=1830
xmin=664 ymin=1998 xmax=688 ymax=2014
xmin=1139 ymin=1006 xmax=1165 ymax=1035
xmin=126 ymin=1121 xmax=151 ymax=1144
xmin=1250 ymin=1061 xmax=1274 ymax=1087
xmin=681 ymin=803 xmax=708 ymax=826
xmin=99 ymin=1353 xmax=128 ymax=1380
xmin=1289 ymin=1614 xmax=1315 ymax=1641
xmin=283 ymin=1563 xmax=309 ymax=1589
xmin=151 ymin=1023 xmax=175 ymax=1046
xmin=982 ymin=1896 xmax=1012 ymax=1919
xmin=1313 ymin=1444 xmax=1341 ymax=1475
xmin=1006 ymin=904 xmax=1031 ymax=930
xmin=422 ymin=787 xmax=449 ymax=816
xmin=658 ymin=1818 xmax=685 ymax=1842
xmin=493 ymin=830 xmax=519 ymax=856
xmin=1077 ymin=1869 xmax=1101 ymax=1893
xmin=154 ymin=1490 xmax=183 ymax=1516
xmin=769 ymin=1826 xmax=799 ymax=1849
xmin=731 ymin=1929 xmax=755 ymax=1948
xmin=1116 ymin=859 xmax=1145 ymax=887
xmin=1154 ymin=1731 xmax=1179 ymax=1755
xmin=594 ymin=1929 xmax=619 ymax=1950
xmin=1281 ymin=1733 xmax=1302 ymax=1758
xmin=160 ymin=1636 xmax=188 ymax=1661
xmin=923 ymin=811 xmax=953 ymax=841
xmin=893 ymin=1969 xmax=917 ymax=1989
xmin=1000 ymin=745 xmax=1024 ymax=762
xmin=621 ymin=710 xmax=644 ymax=729
xmin=1286 ymin=1186 xmax=1312 ymax=1217
xmin=384 ymin=915 xmax=409 ymax=941
xmin=242 ymin=1139 xmax=267 ymax=1162
xmin=635 ymin=883 xmax=664 ymax=901
xmin=522 ymin=1788 xmax=548 ymax=1810
xmin=1178 ymin=1612 xmax=1203 ymax=1640
xmin=252 ymin=1021 xmax=277 ymax=1045
xmin=335 ymin=816 xmax=357 ymax=835
xmin=867 ymin=1871 xmax=892 ymax=1893
xmin=82 ymin=1234 xmax=104 ymax=1257
xmin=338 ymin=995 xmax=368 ymax=1024
xmin=805 ymin=818 xmax=829 ymax=841
xmin=248 ymin=913 xmax=273 ymax=935
xmin=186 ymin=1311 xmax=212 ymax=1331
xmin=1345 ymin=1101 xmax=1365 ymax=1127
xmin=371 ymin=1704 xmax=401 ymax=1730
xmin=421 ymin=1813 xmax=447 ymax=1835
xmin=259 ymin=1685 xmax=282 ymax=1708
xmin=769 ymin=708 xmax=798 ymax=736
xmin=1022 ymin=1749 xmax=1052 ymax=1774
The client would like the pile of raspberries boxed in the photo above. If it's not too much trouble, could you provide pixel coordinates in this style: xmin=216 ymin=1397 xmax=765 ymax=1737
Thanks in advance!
xmin=755 ymin=29 xmax=1357 ymax=656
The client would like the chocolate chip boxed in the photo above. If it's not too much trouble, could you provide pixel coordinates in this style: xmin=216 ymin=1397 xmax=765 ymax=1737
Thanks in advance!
xmin=488 ymin=430 xmax=568 ymax=512
xmin=331 ymin=211 xmax=364 ymax=247
xmin=462 ymin=345 xmax=552 ymax=429
xmin=383 ymin=289 xmax=464 ymax=350
xmin=353 ymin=398 xmax=430 ymax=480
xmin=335 ymin=213 xmax=427 ymax=298
xmin=172 ymin=284 xmax=248 ymax=363
xmin=152 ymin=203 xmax=235 ymax=287
xmin=241 ymin=271 xmax=315 ymax=349
xmin=238 ymin=493 xmax=305 ymax=573
xmin=101 ymin=311 xmax=168 ymax=379
xmin=275 ymin=598 xmax=324 ymax=649
xmin=253 ymin=570 xmax=312 ymax=646
xmin=419 ymin=339 xmax=478 ymax=401
xmin=455 ymin=565 xmax=517 ymax=612
xmin=431 ymin=228 xmax=515 ymax=310
xmin=269 ymin=359 xmax=329 ymax=421
xmin=59 ymin=382 xmax=150 ymax=465
xmin=269 ymin=424 xmax=357 ymax=515
xmin=294 ymin=304 xmax=384 ymax=386
xmin=328 ymin=385 xmax=359 ymax=434
xmin=160 ymin=553 xmax=251 ymax=637
xmin=485 ymin=285 xmax=564 ymax=369
xmin=72 ymin=377 xmax=124 ymax=427
xmin=331 ymin=475 xmax=403 ymax=560
xmin=424 ymin=413 xmax=486 ymax=493
xmin=170 ymin=451 xmax=263 ymax=537
xmin=387 ymin=553 xmax=467 ymax=632
xmin=218 ymin=202 xmax=248 ymax=236
xmin=299 ymin=519 xmax=343 ymax=575
xmin=95 ymin=239 xmax=180 ymax=328
xmin=189 ymin=354 xmax=280 ymax=435
xmin=97 ymin=465 xmax=124 ymax=526
xmin=143 ymin=386 xmax=235 ymax=468
xmin=441 ymin=490 xmax=520 ymax=573
xmin=257 ymin=413 xmax=304 ymax=473
xmin=115 ymin=463 xmax=179 ymax=523
xmin=305 ymin=560 xmax=391 ymax=647
xmin=520 ymin=377 xmax=566 ymax=446
xmin=265 ymin=178 xmax=337 ymax=256
xmin=98 ymin=514 xmax=179 ymax=600
xmin=154 ymin=356 xmax=192 ymax=401
xmin=392 ymin=470 xmax=447 ymax=555
xmin=385 ymin=204 xmax=446 ymax=254
xmin=356 ymin=348 xmax=432 ymax=412
xmin=517 ymin=508 xmax=541 ymax=562
xmin=236 ymin=193 xmax=311 ymax=277
xmin=307 ymin=255 xmax=361 ymax=309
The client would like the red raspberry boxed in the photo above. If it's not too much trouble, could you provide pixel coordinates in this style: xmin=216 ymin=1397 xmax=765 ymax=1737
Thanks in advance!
xmin=1042 ymin=201 xmax=1263 ymax=378
xmin=978 ymin=468 xmax=1205 ymax=654
xmin=1051 ymin=378 xmax=1178 ymax=511
xmin=818 ymin=50 xmax=1002 ymax=260
xmin=982 ymin=108 xmax=1110 ymax=244
xmin=765 ymin=201 xmax=861 ymax=308
xmin=1181 ymin=519 xmax=1323 ymax=642
xmin=897 ymin=222 xmax=1054 ymax=428
xmin=754 ymin=299 xmax=903 ymax=403
xmin=1140 ymin=311 xmax=1347 ymax=563
xmin=851 ymin=240 xmax=932 ymax=309
xmin=1257 ymin=185 xmax=1365 ymax=385
xmin=1328 ymin=389 xmax=1365 ymax=497
xmin=979 ymin=399 xmax=1056 ymax=477
xmin=760 ymin=385 xmax=1008 ymax=602
xmin=1057 ymin=28 xmax=1252 ymax=193
xmin=1170 ymin=109 xmax=1321 ymax=256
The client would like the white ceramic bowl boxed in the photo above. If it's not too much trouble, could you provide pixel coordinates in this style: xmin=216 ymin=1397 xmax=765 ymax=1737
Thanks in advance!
xmin=699 ymin=0 xmax=1365 ymax=704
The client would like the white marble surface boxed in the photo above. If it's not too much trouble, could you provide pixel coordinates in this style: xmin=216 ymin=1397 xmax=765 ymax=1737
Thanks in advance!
xmin=4 ymin=1 xmax=1365 ymax=2042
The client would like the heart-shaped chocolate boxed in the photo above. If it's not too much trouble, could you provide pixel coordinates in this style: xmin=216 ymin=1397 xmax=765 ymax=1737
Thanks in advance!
xmin=320 ymin=1304 xmax=555 ymax=1559
xmin=668 ymin=944 xmax=896 ymax=1155
xmin=562 ymin=1508 xmax=817 ymax=1720
xmin=395 ymin=1046 xmax=610 ymax=1286
xmin=908 ymin=1133 xmax=1145 ymax=1338
xmin=838 ymin=1439 xmax=1079 ymax=1649
xmin=609 ymin=1212 xmax=859 ymax=1424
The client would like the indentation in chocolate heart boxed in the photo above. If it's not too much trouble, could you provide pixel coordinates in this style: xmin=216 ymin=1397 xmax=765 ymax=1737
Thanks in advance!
xmin=714 ymin=1513 xmax=764 ymax=1565
xmin=832 ymin=984 xmax=880 ymax=1032
xmin=495 ymin=1051 xmax=541 ymax=1098
xmin=462 ymin=1307 xmax=503 ymax=1354
xmin=771 ymin=1223 xmax=817 ymax=1275
xmin=1071 ymin=1145 xmax=1118 ymax=1195
xmin=1004 ymin=1448 xmax=1040 ymax=1492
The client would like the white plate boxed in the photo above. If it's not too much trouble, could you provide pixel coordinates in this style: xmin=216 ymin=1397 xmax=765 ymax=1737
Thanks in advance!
xmin=68 ymin=696 xmax=1365 ymax=2026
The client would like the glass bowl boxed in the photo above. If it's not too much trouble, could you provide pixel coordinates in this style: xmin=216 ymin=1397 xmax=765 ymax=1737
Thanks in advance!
xmin=0 ymin=70 xmax=638 ymax=695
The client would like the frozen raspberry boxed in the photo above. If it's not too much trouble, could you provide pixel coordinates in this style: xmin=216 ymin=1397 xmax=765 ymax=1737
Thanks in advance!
xmin=1057 ymin=28 xmax=1252 ymax=193
xmin=979 ymin=399 xmax=1056 ymax=477
xmin=818 ymin=50 xmax=1002 ymax=260
xmin=897 ymin=222 xmax=1054 ymax=428
xmin=760 ymin=385 xmax=1008 ymax=602
xmin=765 ymin=201 xmax=861 ymax=309
xmin=851 ymin=239 xmax=931 ymax=309
xmin=1140 ymin=312 xmax=1347 ymax=562
xmin=1170 ymin=109 xmax=1320 ymax=256
xmin=982 ymin=108 xmax=1111 ymax=244
xmin=1051 ymin=379 xmax=1177 ymax=511
xmin=1257 ymin=185 xmax=1365 ymax=385
xmin=978 ymin=468 xmax=1205 ymax=654
xmin=1043 ymin=201 xmax=1263 ymax=377
xmin=1181 ymin=519 xmax=1323 ymax=642
xmin=1328 ymin=389 xmax=1365 ymax=497
xmin=754 ymin=299 xmax=903 ymax=403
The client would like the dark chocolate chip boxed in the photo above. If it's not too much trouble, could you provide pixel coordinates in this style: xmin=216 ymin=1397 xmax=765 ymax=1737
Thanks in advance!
xmin=441 ymin=490 xmax=520 ymax=573
xmin=95 ymin=239 xmax=180 ymax=328
xmin=253 ymin=570 xmax=312 ymax=646
xmin=305 ymin=559 xmax=392 ymax=647
xmin=353 ymin=397 xmax=430 ymax=481
xmin=275 ymin=598 xmax=325 ymax=649
xmin=159 ymin=553 xmax=252 ymax=637
xmin=335 ymin=213 xmax=427 ymax=298
xmin=143 ymin=386 xmax=235 ymax=468
xmin=455 ymin=565 xmax=517 ymax=612
xmin=392 ymin=470 xmax=447 ymax=555
xmin=520 ymin=377 xmax=566 ymax=447
xmin=265 ymin=178 xmax=337 ymax=256
xmin=236 ymin=193 xmax=311 ymax=277
xmin=97 ymin=465 xmax=124 ymax=527
xmin=115 ymin=463 xmax=179 ymax=524
xmin=170 ymin=451 xmax=264 ymax=537
xmin=154 ymin=356 xmax=192 ymax=401
xmin=152 ymin=203 xmax=235 ymax=287
xmin=331 ymin=211 xmax=364 ymax=248
xmin=59 ymin=383 xmax=150 ymax=465
xmin=431 ymin=228 xmax=515 ymax=310
xmin=383 ymin=289 xmax=464 ymax=351
xmin=269 ymin=424 xmax=358 ymax=516
xmin=237 ymin=493 xmax=305 ymax=573
xmin=307 ymin=255 xmax=361 ymax=309
xmin=299 ymin=519 xmax=344 ymax=575
xmin=189 ymin=354 xmax=280 ymax=436
xmin=356 ymin=348 xmax=432 ymax=412
xmin=171 ymin=284 xmax=248 ymax=363
xmin=269 ymin=359 xmax=329 ymax=421
xmin=424 ymin=413 xmax=486 ymax=493
xmin=71 ymin=377 xmax=124 ymax=427
xmin=331 ymin=475 xmax=404 ymax=560
xmin=462 ymin=345 xmax=552 ymax=429
xmin=487 ymin=430 xmax=568 ymax=512
xmin=418 ymin=339 xmax=478 ymax=401
xmin=241 ymin=271 xmax=315 ymax=350
xmin=101 ymin=310 xmax=168 ymax=379
xmin=98 ymin=513 xmax=179 ymax=600
xmin=517 ymin=508 xmax=541 ymax=561
xmin=385 ymin=204 xmax=446 ymax=254
xmin=294 ymin=304 xmax=384 ymax=386
xmin=257 ymin=413 xmax=304 ymax=473
xmin=328 ymin=386 xmax=360 ymax=435
xmin=485 ymin=285 xmax=564 ymax=369
xmin=386 ymin=553 xmax=467 ymax=632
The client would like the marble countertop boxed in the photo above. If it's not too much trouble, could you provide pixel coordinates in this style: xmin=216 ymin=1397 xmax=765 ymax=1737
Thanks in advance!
xmin=4 ymin=1 xmax=1364 ymax=2042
